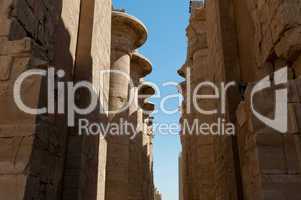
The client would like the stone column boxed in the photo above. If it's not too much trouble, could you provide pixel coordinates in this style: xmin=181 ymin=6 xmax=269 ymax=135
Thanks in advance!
xmin=180 ymin=3 xmax=240 ymax=199
xmin=128 ymin=52 xmax=152 ymax=200
xmin=177 ymin=80 xmax=192 ymax=200
xmin=129 ymin=52 xmax=152 ymax=115
xmin=138 ymin=85 xmax=155 ymax=146
xmin=108 ymin=11 xmax=147 ymax=114
xmin=131 ymin=85 xmax=155 ymax=200
xmin=105 ymin=10 xmax=147 ymax=200
xmin=142 ymin=102 xmax=155 ymax=200
xmin=60 ymin=0 xmax=112 ymax=200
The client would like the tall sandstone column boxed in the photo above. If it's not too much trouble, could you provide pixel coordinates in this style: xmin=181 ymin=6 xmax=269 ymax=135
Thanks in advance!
xmin=203 ymin=1 xmax=241 ymax=199
xmin=61 ymin=0 xmax=111 ymax=200
xmin=105 ymin=10 xmax=147 ymax=200
xmin=178 ymin=80 xmax=190 ymax=200
xmin=179 ymin=4 xmax=238 ymax=199
xmin=128 ymin=52 xmax=152 ymax=200
xmin=138 ymin=84 xmax=155 ymax=200
xmin=142 ymin=102 xmax=155 ymax=200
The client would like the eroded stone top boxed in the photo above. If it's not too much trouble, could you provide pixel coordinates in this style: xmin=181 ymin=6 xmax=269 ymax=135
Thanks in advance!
xmin=139 ymin=84 xmax=155 ymax=96
xmin=143 ymin=102 xmax=155 ymax=112
xmin=112 ymin=11 xmax=148 ymax=51
xmin=131 ymin=52 xmax=152 ymax=78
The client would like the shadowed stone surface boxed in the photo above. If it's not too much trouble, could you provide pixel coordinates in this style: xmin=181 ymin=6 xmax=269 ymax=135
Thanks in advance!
xmin=179 ymin=1 xmax=301 ymax=200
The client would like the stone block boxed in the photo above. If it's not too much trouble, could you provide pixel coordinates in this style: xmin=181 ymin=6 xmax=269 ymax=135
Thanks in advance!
xmin=275 ymin=26 xmax=301 ymax=60
xmin=0 ymin=38 xmax=32 ymax=55
xmin=288 ymin=103 xmax=299 ymax=134
xmin=0 ymin=79 xmax=9 ymax=99
xmin=30 ymin=0 xmax=47 ymax=23
xmin=256 ymin=132 xmax=283 ymax=147
xmin=293 ymin=104 xmax=301 ymax=132
xmin=249 ymin=0 xmax=301 ymax=65
xmin=0 ymin=19 xmax=11 ymax=37
xmin=0 ymin=136 xmax=33 ymax=174
xmin=283 ymin=135 xmax=301 ymax=174
xmin=262 ymin=175 xmax=301 ymax=200
xmin=269 ymin=1 xmax=301 ymax=41
xmin=236 ymin=102 xmax=247 ymax=127
xmin=0 ymin=123 xmax=37 ymax=138
xmin=274 ymin=59 xmax=287 ymax=71
xmin=293 ymin=55 xmax=301 ymax=77
xmin=8 ymin=18 xmax=27 ymax=40
xmin=263 ymin=190 xmax=286 ymax=200
xmin=0 ymin=56 xmax=13 ymax=81
xmin=255 ymin=62 xmax=274 ymax=81
xmin=0 ymin=175 xmax=27 ymax=200
xmin=243 ymin=146 xmax=261 ymax=176
xmin=257 ymin=144 xmax=287 ymax=174
xmin=0 ymin=0 xmax=15 ymax=14
xmin=13 ymin=0 xmax=38 ymax=39
xmin=196 ymin=135 xmax=215 ymax=145
xmin=29 ymin=149 xmax=58 ymax=181
xmin=295 ymin=78 xmax=301 ymax=101
xmin=0 ymin=56 xmax=44 ymax=130
xmin=288 ymin=80 xmax=300 ymax=103
xmin=23 ymin=176 xmax=40 ymax=199
xmin=41 ymin=0 xmax=57 ymax=11
xmin=250 ymin=83 xmax=275 ymax=116
xmin=64 ymin=154 xmax=82 ymax=170
xmin=250 ymin=114 xmax=277 ymax=135
xmin=66 ymin=136 xmax=83 ymax=156
xmin=62 ymin=188 xmax=80 ymax=200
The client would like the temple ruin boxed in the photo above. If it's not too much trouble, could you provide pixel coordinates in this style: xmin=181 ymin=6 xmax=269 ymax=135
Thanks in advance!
xmin=179 ymin=0 xmax=301 ymax=200
xmin=0 ymin=0 xmax=155 ymax=200
xmin=1 ymin=0 xmax=301 ymax=199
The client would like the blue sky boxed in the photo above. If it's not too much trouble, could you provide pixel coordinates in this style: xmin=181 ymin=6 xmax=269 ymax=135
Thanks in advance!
xmin=113 ymin=0 xmax=189 ymax=199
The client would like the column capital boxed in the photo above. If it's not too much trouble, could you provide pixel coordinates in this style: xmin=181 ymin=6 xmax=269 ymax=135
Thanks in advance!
xmin=139 ymin=84 xmax=155 ymax=96
xmin=112 ymin=11 xmax=148 ymax=53
xmin=138 ymin=85 xmax=155 ymax=110
xmin=143 ymin=102 xmax=155 ymax=112
xmin=131 ymin=52 xmax=152 ymax=80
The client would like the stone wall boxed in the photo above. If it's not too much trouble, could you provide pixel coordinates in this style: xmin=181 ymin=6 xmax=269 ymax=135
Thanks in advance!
xmin=236 ymin=78 xmax=301 ymax=200
xmin=1 ymin=2 xmax=155 ymax=200
xmin=0 ymin=0 xmax=112 ymax=200
xmin=233 ymin=1 xmax=301 ymax=199
xmin=180 ymin=0 xmax=301 ymax=199
xmin=179 ymin=3 xmax=238 ymax=199
xmin=0 ymin=0 xmax=68 ymax=199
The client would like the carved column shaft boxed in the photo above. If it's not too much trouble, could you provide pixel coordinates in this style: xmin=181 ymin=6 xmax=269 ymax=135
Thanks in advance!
xmin=105 ymin=11 xmax=147 ymax=200
xmin=142 ymin=103 xmax=155 ymax=200
xmin=128 ymin=53 xmax=152 ymax=200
